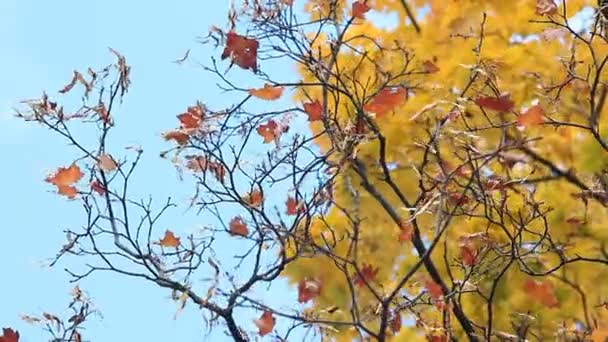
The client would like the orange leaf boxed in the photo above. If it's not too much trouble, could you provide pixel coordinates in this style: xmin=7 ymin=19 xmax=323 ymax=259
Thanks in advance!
xmin=229 ymin=217 xmax=249 ymax=237
xmin=245 ymin=189 xmax=264 ymax=208
xmin=474 ymin=95 xmax=514 ymax=112
xmin=354 ymin=264 xmax=378 ymax=287
xmin=286 ymin=196 xmax=304 ymax=215
xmin=253 ymin=311 xmax=275 ymax=336
xmin=398 ymin=221 xmax=413 ymax=243
xmin=159 ymin=230 xmax=180 ymax=248
xmin=524 ymin=279 xmax=559 ymax=308
xmin=46 ymin=164 xmax=83 ymax=198
xmin=163 ymin=130 xmax=189 ymax=145
xmin=424 ymin=279 xmax=443 ymax=300
xmin=536 ymin=0 xmax=557 ymax=15
xmin=517 ymin=104 xmax=544 ymax=128
xmin=303 ymin=100 xmax=324 ymax=121
xmin=0 ymin=328 xmax=19 ymax=342
xmin=298 ymin=278 xmax=321 ymax=303
xmin=248 ymin=83 xmax=284 ymax=101
xmin=221 ymin=31 xmax=259 ymax=72
xmin=98 ymin=153 xmax=117 ymax=172
xmin=352 ymin=1 xmax=370 ymax=19
xmin=185 ymin=156 xmax=208 ymax=172
xmin=256 ymin=120 xmax=279 ymax=144
xmin=459 ymin=244 xmax=477 ymax=266
xmin=177 ymin=107 xmax=203 ymax=129
xmin=422 ymin=60 xmax=440 ymax=73
xmin=90 ymin=180 xmax=106 ymax=195
xmin=363 ymin=87 xmax=407 ymax=117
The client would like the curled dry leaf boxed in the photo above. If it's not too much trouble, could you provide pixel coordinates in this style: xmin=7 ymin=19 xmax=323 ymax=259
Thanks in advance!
xmin=303 ymin=100 xmax=323 ymax=121
xmin=221 ymin=31 xmax=259 ymax=72
xmin=248 ymin=83 xmax=284 ymax=100
xmin=90 ymin=180 xmax=106 ymax=195
xmin=363 ymin=87 xmax=407 ymax=117
xmin=98 ymin=153 xmax=117 ymax=172
xmin=45 ymin=164 xmax=83 ymax=199
xmin=474 ymin=94 xmax=514 ymax=112
xmin=253 ymin=311 xmax=275 ymax=336
xmin=352 ymin=1 xmax=370 ymax=19
xmin=0 ymin=328 xmax=19 ymax=342
xmin=298 ymin=278 xmax=321 ymax=303
xmin=229 ymin=217 xmax=249 ymax=237
xmin=159 ymin=230 xmax=181 ymax=248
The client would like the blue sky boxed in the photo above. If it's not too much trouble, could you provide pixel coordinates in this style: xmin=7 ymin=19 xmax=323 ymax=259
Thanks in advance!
xmin=0 ymin=1 xmax=303 ymax=341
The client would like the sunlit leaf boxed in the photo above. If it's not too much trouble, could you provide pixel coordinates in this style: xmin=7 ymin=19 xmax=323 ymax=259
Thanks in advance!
xmin=303 ymin=100 xmax=324 ymax=121
xmin=221 ymin=31 xmax=259 ymax=72
xmin=248 ymin=83 xmax=284 ymax=100
xmin=253 ymin=311 xmax=275 ymax=336
xmin=363 ymin=87 xmax=407 ymax=117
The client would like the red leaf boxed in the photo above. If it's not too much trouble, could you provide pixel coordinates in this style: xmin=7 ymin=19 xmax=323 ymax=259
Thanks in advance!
xmin=517 ymin=104 xmax=544 ymax=128
xmin=221 ymin=31 xmax=259 ymax=72
xmin=422 ymin=60 xmax=440 ymax=73
xmin=474 ymin=95 xmax=514 ymax=112
xmin=354 ymin=264 xmax=378 ymax=287
xmin=229 ymin=217 xmax=249 ymax=237
xmin=303 ymin=100 xmax=324 ymax=121
xmin=459 ymin=244 xmax=477 ymax=266
xmin=536 ymin=0 xmax=558 ymax=15
xmin=163 ymin=130 xmax=189 ymax=145
xmin=398 ymin=221 xmax=413 ymax=243
xmin=286 ymin=196 xmax=304 ymax=215
xmin=178 ymin=105 xmax=204 ymax=129
xmin=297 ymin=278 xmax=321 ymax=303
xmin=524 ymin=279 xmax=559 ymax=308
xmin=244 ymin=189 xmax=264 ymax=208
xmin=0 ymin=328 xmax=19 ymax=342
xmin=363 ymin=87 xmax=407 ymax=117
xmin=253 ymin=311 xmax=275 ymax=336
xmin=424 ymin=279 xmax=443 ymax=300
xmin=249 ymin=83 xmax=284 ymax=100
xmin=390 ymin=311 xmax=402 ymax=333
xmin=159 ymin=230 xmax=180 ymax=248
xmin=256 ymin=120 xmax=280 ymax=144
xmin=90 ymin=180 xmax=106 ymax=195
xmin=352 ymin=1 xmax=370 ymax=19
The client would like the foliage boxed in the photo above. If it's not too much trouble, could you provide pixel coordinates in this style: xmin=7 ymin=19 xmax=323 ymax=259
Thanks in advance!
xmin=9 ymin=0 xmax=608 ymax=341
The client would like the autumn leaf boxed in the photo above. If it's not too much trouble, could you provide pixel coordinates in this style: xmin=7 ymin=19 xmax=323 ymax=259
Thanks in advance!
xmin=286 ymin=196 xmax=304 ymax=215
xmin=207 ymin=161 xmax=226 ymax=183
xmin=390 ymin=311 xmax=402 ymax=334
xmin=535 ymin=0 xmax=557 ymax=15
xmin=244 ymin=189 xmax=263 ymax=208
xmin=0 ymin=328 xmax=19 ymax=342
xmin=229 ymin=217 xmax=249 ymax=237
xmin=398 ymin=221 xmax=413 ymax=243
xmin=363 ymin=87 xmax=407 ymax=117
xmin=424 ymin=279 xmax=443 ymax=300
xmin=352 ymin=1 xmax=370 ymax=19
xmin=517 ymin=103 xmax=544 ymax=128
xmin=253 ymin=311 xmax=275 ymax=336
xmin=159 ymin=230 xmax=180 ymax=248
xmin=256 ymin=120 xmax=279 ymax=144
xmin=524 ymin=279 xmax=559 ymax=308
xmin=98 ymin=153 xmax=117 ymax=172
xmin=177 ymin=106 xmax=204 ymax=129
xmin=58 ymin=70 xmax=91 ymax=95
xmin=298 ymin=278 xmax=321 ymax=303
xmin=221 ymin=31 xmax=259 ymax=72
xmin=185 ymin=155 xmax=208 ymax=172
xmin=423 ymin=60 xmax=440 ymax=73
xmin=163 ymin=130 xmax=189 ymax=145
xmin=591 ymin=326 xmax=608 ymax=342
xmin=459 ymin=244 xmax=477 ymax=266
xmin=474 ymin=95 xmax=515 ymax=112
xmin=354 ymin=264 xmax=378 ymax=287
xmin=303 ymin=100 xmax=323 ymax=121
xmin=248 ymin=83 xmax=284 ymax=100
xmin=45 ymin=164 xmax=83 ymax=199
xmin=90 ymin=180 xmax=106 ymax=195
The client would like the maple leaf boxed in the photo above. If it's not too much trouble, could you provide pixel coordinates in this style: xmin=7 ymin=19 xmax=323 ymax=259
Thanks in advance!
xmin=90 ymin=180 xmax=106 ymax=195
xmin=286 ymin=196 xmax=304 ymax=215
xmin=354 ymin=264 xmax=378 ymax=287
xmin=424 ymin=279 xmax=443 ymax=300
xmin=303 ymin=100 xmax=324 ymax=121
xmin=423 ymin=60 xmax=440 ymax=73
xmin=517 ymin=104 xmax=544 ymax=128
xmin=256 ymin=120 xmax=279 ymax=144
xmin=352 ymin=1 xmax=370 ymax=19
xmin=163 ymin=130 xmax=189 ymax=145
xmin=524 ymin=279 xmax=559 ymax=308
xmin=390 ymin=311 xmax=402 ymax=334
xmin=398 ymin=221 xmax=414 ymax=243
xmin=253 ymin=311 xmax=275 ymax=336
xmin=177 ymin=106 xmax=203 ymax=129
xmin=0 ymin=328 xmax=19 ymax=342
xmin=298 ymin=278 xmax=322 ymax=303
xmin=159 ymin=230 xmax=180 ymax=248
xmin=45 ymin=164 xmax=83 ymax=199
xmin=459 ymin=244 xmax=477 ymax=266
xmin=244 ymin=189 xmax=264 ymax=208
xmin=248 ymin=83 xmax=284 ymax=100
xmin=229 ymin=217 xmax=249 ymax=237
xmin=98 ymin=153 xmax=117 ymax=172
xmin=221 ymin=31 xmax=259 ymax=72
xmin=535 ymin=0 xmax=557 ymax=15
xmin=363 ymin=87 xmax=407 ymax=117
xmin=591 ymin=326 xmax=608 ymax=342
xmin=474 ymin=95 xmax=515 ymax=112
